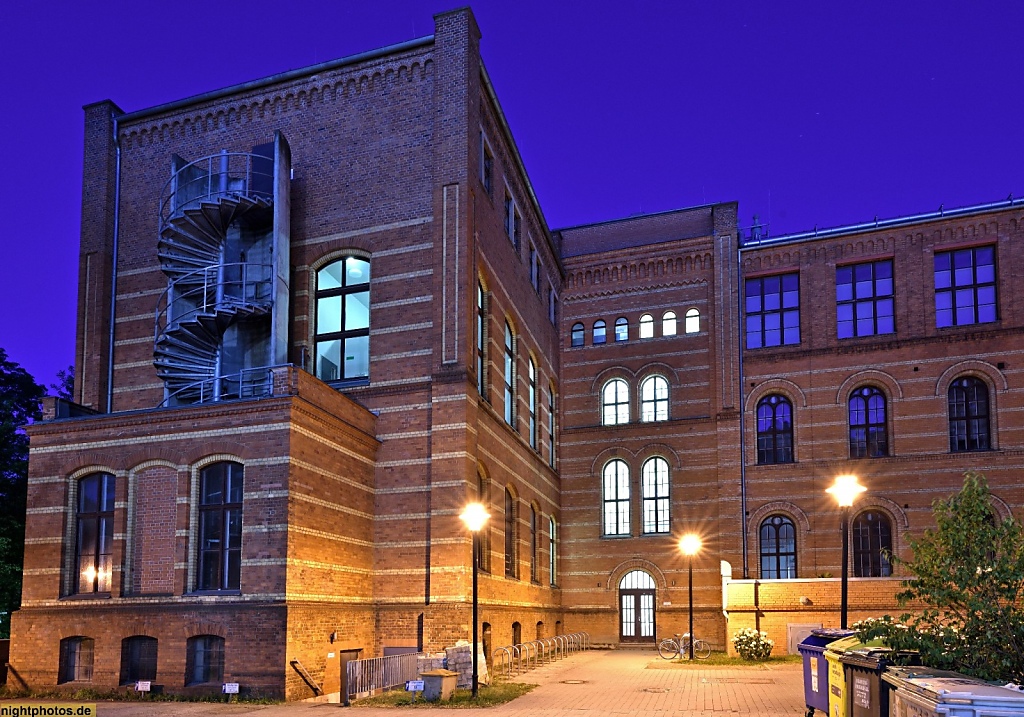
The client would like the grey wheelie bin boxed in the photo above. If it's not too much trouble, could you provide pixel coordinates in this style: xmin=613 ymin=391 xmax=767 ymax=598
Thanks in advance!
xmin=882 ymin=667 xmax=1024 ymax=716
xmin=798 ymin=628 xmax=856 ymax=717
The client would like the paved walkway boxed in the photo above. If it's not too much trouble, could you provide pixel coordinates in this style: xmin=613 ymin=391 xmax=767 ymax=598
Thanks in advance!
xmin=2 ymin=650 xmax=807 ymax=716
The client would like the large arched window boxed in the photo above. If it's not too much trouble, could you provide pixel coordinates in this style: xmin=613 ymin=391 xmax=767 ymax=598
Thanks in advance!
xmin=602 ymin=460 xmax=630 ymax=536
xmin=120 ymin=636 xmax=158 ymax=685
xmin=662 ymin=311 xmax=677 ymax=336
xmin=640 ymin=376 xmax=669 ymax=422
xmin=528 ymin=359 xmax=537 ymax=449
xmin=315 ymin=256 xmax=370 ymax=382
xmin=639 ymin=313 xmax=654 ymax=338
xmin=601 ymin=379 xmax=629 ymax=425
xmin=504 ymin=322 xmax=516 ymax=427
xmin=186 ymin=635 xmax=224 ymax=685
xmin=548 ymin=517 xmax=557 ymax=586
xmin=477 ymin=282 xmax=488 ymax=397
xmin=759 ymin=515 xmax=797 ymax=579
xmin=197 ymin=462 xmax=243 ymax=591
xmin=593 ymin=320 xmax=607 ymax=345
xmin=477 ymin=471 xmax=491 ymax=573
xmin=849 ymin=386 xmax=888 ymax=458
xmin=571 ymin=322 xmax=584 ymax=347
xmin=853 ymin=511 xmax=893 ymax=577
xmin=641 ymin=457 xmax=670 ymax=534
xmin=76 ymin=472 xmax=115 ymax=594
xmin=530 ymin=504 xmax=540 ymax=583
xmin=684 ymin=308 xmax=700 ymax=334
xmin=614 ymin=317 xmax=629 ymax=342
xmin=548 ymin=384 xmax=556 ymax=469
xmin=756 ymin=395 xmax=793 ymax=464
xmin=504 ymin=487 xmax=518 ymax=579
xmin=948 ymin=376 xmax=990 ymax=452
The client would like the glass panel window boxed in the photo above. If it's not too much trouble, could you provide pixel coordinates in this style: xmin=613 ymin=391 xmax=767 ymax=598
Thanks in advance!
xmin=853 ymin=512 xmax=893 ymax=577
xmin=477 ymin=283 xmax=487 ymax=396
xmin=480 ymin=134 xmax=493 ymax=196
xmin=639 ymin=314 xmax=654 ymax=339
xmin=836 ymin=259 xmax=895 ymax=338
xmin=197 ymin=462 xmax=243 ymax=591
xmin=614 ymin=317 xmax=629 ymax=342
xmin=663 ymin=311 xmax=677 ymax=336
xmin=849 ymin=386 xmax=888 ymax=458
xmin=948 ymin=376 xmax=990 ymax=452
xmin=640 ymin=376 xmax=669 ymax=422
xmin=315 ymin=256 xmax=370 ymax=382
xmin=477 ymin=474 xmax=491 ymax=573
xmin=601 ymin=379 xmax=629 ymax=425
xmin=504 ymin=488 xmax=518 ymax=578
xmin=76 ymin=473 xmax=114 ymax=594
xmin=759 ymin=515 xmax=797 ymax=579
xmin=684 ymin=308 xmax=700 ymax=334
xmin=746 ymin=273 xmax=800 ymax=348
xmin=641 ymin=457 xmax=670 ymax=534
xmin=593 ymin=320 xmax=606 ymax=345
xmin=186 ymin=635 xmax=224 ymax=685
xmin=59 ymin=637 xmax=94 ymax=683
xmin=602 ymin=460 xmax=630 ymax=536
xmin=528 ymin=359 xmax=537 ymax=450
xmin=756 ymin=395 xmax=793 ymax=464
xmin=120 ymin=636 xmax=158 ymax=685
xmin=548 ymin=385 xmax=556 ymax=468
xmin=504 ymin=323 xmax=516 ymax=427
xmin=530 ymin=506 xmax=539 ymax=582
xmin=934 ymin=247 xmax=997 ymax=327
xmin=548 ymin=517 xmax=557 ymax=586
xmin=570 ymin=322 xmax=584 ymax=347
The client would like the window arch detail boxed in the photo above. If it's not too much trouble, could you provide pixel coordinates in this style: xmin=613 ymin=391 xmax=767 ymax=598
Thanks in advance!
xmin=602 ymin=379 xmax=629 ymax=425
xmin=684 ymin=308 xmax=700 ymax=334
xmin=314 ymin=255 xmax=370 ymax=382
xmin=662 ymin=311 xmax=677 ymax=336
xmin=570 ymin=322 xmax=584 ymax=347
xmin=504 ymin=487 xmax=519 ymax=578
xmin=75 ymin=472 xmax=115 ymax=594
xmin=756 ymin=395 xmax=793 ymax=464
xmin=504 ymin=322 xmax=516 ymax=427
xmin=948 ymin=376 xmax=990 ymax=452
xmin=852 ymin=511 xmax=893 ymax=577
xmin=640 ymin=376 xmax=669 ymax=422
xmin=849 ymin=386 xmax=888 ymax=458
xmin=641 ymin=457 xmax=670 ymax=534
xmin=639 ymin=314 xmax=654 ymax=338
xmin=593 ymin=320 xmax=606 ymax=345
xmin=759 ymin=515 xmax=797 ymax=579
xmin=614 ymin=317 xmax=629 ymax=342
xmin=602 ymin=460 xmax=630 ymax=536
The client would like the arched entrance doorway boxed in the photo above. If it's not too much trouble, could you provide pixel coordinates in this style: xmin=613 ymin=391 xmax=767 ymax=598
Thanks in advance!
xmin=618 ymin=570 xmax=656 ymax=643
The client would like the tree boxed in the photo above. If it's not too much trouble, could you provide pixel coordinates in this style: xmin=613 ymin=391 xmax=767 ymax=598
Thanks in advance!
xmin=856 ymin=471 xmax=1024 ymax=683
xmin=50 ymin=364 xmax=74 ymax=401
xmin=0 ymin=348 xmax=44 ymax=638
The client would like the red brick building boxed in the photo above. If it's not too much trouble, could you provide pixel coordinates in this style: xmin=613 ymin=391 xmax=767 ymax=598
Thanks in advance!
xmin=10 ymin=6 xmax=1024 ymax=699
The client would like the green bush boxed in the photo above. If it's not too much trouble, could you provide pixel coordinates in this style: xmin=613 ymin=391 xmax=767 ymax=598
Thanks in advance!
xmin=732 ymin=628 xmax=773 ymax=661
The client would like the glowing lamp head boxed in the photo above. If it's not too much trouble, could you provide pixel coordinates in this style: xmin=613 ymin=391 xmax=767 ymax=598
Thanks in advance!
xmin=460 ymin=502 xmax=490 ymax=533
xmin=827 ymin=474 xmax=867 ymax=507
xmin=679 ymin=534 xmax=702 ymax=557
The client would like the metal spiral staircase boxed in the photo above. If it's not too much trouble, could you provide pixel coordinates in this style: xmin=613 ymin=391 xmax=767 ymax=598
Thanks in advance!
xmin=153 ymin=144 xmax=290 ymax=406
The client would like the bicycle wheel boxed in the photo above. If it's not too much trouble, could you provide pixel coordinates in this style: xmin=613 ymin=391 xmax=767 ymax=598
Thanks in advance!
xmin=693 ymin=639 xmax=712 ymax=659
xmin=658 ymin=638 xmax=679 ymax=660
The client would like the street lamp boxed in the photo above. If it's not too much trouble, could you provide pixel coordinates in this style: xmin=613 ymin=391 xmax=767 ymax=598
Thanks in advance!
xmin=679 ymin=534 xmax=702 ymax=659
xmin=460 ymin=502 xmax=489 ymax=697
xmin=826 ymin=474 xmax=866 ymax=629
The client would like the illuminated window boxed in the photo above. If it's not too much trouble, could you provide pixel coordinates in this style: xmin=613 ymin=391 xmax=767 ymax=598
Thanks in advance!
xmin=75 ymin=473 xmax=114 ymax=594
xmin=614 ymin=317 xmax=629 ymax=342
xmin=571 ymin=322 xmax=584 ymax=347
xmin=315 ymin=257 xmax=370 ymax=382
xmin=639 ymin=314 xmax=654 ymax=338
xmin=853 ymin=511 xmax=893 ymax=577
xmin=640 ymin=376 xmax=669 ymax=422
xmin=746 ymin=274 xmax=800 ymax=348
xmin=602 ymin=460 xmax=630 ymax=536
xmin=601 ymin=379 xmax=629 ymax=425
xmin=593 ymin=320 xmax=606 ymax=345
xmin=662 ymin=311 xmax=677 ymax=336
xmin=756 ymin=395 xmax=793 ymax=464
xmin=760 ymin=515 xmax=796 ymax=579
xmin=528 ymin=359 xmax=537 ymax=450
xmin=504 ymin=323 xmax=516 ymax=427
xmin=641 ymin=457 xmax=670 ymax=534
xmin=684 ymin=308 xmax=700 ymax=334
xmin=849 ymin=387 xmax=888 ymax=458
xmin=476 ymin=282 xmax=488 ymax=398
xmin=934 ymin=246 xmax=996 ymax=327
xmin=837 ymin=259 xmax=894 ymax=338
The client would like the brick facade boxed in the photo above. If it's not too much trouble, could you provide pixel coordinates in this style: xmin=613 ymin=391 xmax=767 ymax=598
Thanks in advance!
xmin=11 ymin=6 xmax=1024 ymax=700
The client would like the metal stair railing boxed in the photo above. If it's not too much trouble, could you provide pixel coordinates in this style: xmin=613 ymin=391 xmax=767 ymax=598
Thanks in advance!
xmin=157 ymin=363 xmax=291 ymax=408
xmin=160 ymin=151 xmax=274 ymax=228
xmin=154 ymin=262 xmax=273 ymax=341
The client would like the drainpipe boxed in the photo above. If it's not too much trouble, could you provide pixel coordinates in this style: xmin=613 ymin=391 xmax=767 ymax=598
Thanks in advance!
xmin=106 ymin=114 xmax=122 ymax=414
xmin=737 ymin=241 xmax=749 ymax=578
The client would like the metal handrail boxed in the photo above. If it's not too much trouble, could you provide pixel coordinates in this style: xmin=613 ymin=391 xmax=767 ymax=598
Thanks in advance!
xmin=157 ymin=363 xmax=291 ymax=408
xmin=159 ymin=151 xmax=274 ymax=228
xmin=154 ymin=262 xmax=273 ymax=340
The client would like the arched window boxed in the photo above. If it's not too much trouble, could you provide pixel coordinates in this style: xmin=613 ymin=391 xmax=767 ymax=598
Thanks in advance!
xmin=120 ymin=636 xmax=158 ymax=685
xmin=58 ymin=637 xmax=94 ymax=683
xmin=853 ymin=511 xmax=893 ymax=577
xmin=760 ymin=515 xmax=797 ymax=579
xmin=639 ymin=313 xmax=654 ymax=338
xmin=504 ymin=487 xmax=518 ymax=579
xmin=571 ymin=322 xmax=584 ymax=347
xmin=477 ymin=471 xmax=491 ymax=573
xmin=948 ymin=376 xmax=990 ymax=452
xmin=315 ymin=256 xmax=370 ymax=382
xmin=849 ymin=386 xmax=888 ymax=458
xmin=593 ymin=320 xmax=606 ymax=345
xmin=548 ymin=384 xmax=556 ymax=469
xmin=640 ymin=376 xmax=669 ymax=422
xmin=602 ymin=460 xmax=630 ymax=536
xmin=641 ymin=457 xmax=670 ymax=534
xmin=504 ymin=322 xmax=516 ymax=427
xmin=614 ymin=317 xmax=629 ymax=342
xmin=186 ymin=635 xmax=224 ymax=685
xmin=684 ymin=308 xmax=700 ymax=334
xmin=663 ymin=311 xmax=677 ymax=336
xmin=530 ymin=504 xmax=540 ymax=582
xmin=197 ymin=462 xmax=243 ymax=591
xmin=75 ymin=472 xmax=115 ymax=594
xmin=548 ymin=517 xmax=557 ymax=586
xmin=528 ymin=359 xmax=537 ymax=449
xmin=477 ymin=282 xmax=488 ymax=397
xmin=756 ymin=395 xmax=793 ymax=464
xmin=601 ymin=379 xmax=629 ymax=425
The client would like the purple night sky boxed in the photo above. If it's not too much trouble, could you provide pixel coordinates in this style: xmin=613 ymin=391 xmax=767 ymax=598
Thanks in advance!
xmin=2 ymin=1 xmax=1022 ymax=389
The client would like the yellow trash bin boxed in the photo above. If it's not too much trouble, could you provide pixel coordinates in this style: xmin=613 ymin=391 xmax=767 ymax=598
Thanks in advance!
xmin=823 ymin=636 xmax=861 ymax=717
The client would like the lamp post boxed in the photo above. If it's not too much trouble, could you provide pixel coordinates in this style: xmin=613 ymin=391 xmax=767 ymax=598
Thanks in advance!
xmin=679 ymin=534 xmax=702 ymax=659
xmin=826 ymin=475 xmax=866 ymax=629
xmin=460 ymin=502 xmax=489 ymax=698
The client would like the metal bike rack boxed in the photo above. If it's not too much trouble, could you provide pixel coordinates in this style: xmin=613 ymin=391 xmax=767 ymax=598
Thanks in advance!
xmin=490 ymin=632 xmax=590 ymax=679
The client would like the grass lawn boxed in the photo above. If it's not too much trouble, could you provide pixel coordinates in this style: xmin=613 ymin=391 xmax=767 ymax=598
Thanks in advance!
xmin=646 ymin=652 xmax=803 ymax=668
xmin=352 ymin=681 xmax=536 ymax=708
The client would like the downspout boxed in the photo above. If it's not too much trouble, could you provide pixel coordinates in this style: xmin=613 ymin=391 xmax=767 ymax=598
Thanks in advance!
xmin=737 ymin=239 xmax=748 ymax=578
xmin=105 ymin=114 xmax=121 ymax=413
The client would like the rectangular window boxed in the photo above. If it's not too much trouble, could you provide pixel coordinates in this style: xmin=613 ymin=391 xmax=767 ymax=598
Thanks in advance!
xmin=504 ymin=323 xmax=516 ymax=428
xmin=480 ymin=134 xmax=493 ymax=197
xmin=934 ymin=246 xmax=997 ymax=327
xmin=548 ymin=388 xmax=556 ymax=469
xmin=837 ymin=259 xmax=895 ymax=338
xmin=548 ymin=286 xmax=556 ymax=325
xmin=476 ymin=283 xmax=487 ymax=400
xmin=746 ymin=273 xmax=800 ymax=348
xmin=504 ymin=192 xmax=520 ymax=250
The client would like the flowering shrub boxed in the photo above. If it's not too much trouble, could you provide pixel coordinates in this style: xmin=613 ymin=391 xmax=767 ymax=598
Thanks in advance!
xmin=732 ymin=628 xmax=773 ymax=661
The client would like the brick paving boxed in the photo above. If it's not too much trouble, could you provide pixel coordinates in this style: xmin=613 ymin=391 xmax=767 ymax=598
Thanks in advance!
xmin=1 ymin=649 xmax=807 ymax=716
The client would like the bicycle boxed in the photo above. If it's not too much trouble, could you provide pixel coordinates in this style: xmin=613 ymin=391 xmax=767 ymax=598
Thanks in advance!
xmin=658 ymin=632 xmax=711 ymax=660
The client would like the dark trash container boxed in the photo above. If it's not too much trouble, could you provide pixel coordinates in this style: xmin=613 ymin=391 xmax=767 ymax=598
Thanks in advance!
xmin=882 ymin=667 xmax=1024 ymax=716
xmin=798 ymin=629 xmax=855 ymax=717
xmin=841 ymin=647 xmax=918 ymax=717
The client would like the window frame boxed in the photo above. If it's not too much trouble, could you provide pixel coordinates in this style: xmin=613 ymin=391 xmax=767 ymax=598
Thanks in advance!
xmin=196 ymin=461 xmax=244 ymax=592
xmin=503 ymin=322 xmax=516 ymax=428
xmin=639 ymin=375 xmax=669 ymax=423
xmin=948 ymin=376 xmax=991 ymax=452
xmin=548 ymin=384 xmax=556 ymax=468
xmin=602 ymin=460 xmax=631 ymax=537
xmin=58 ymin=637 xmax=94 ymax=684
xmin=745 ymin=273 xmax=800 ymax=348
xmin=663 ymin=311 xmax=677 ymax=336
xmin=314 ymin=256 xmax=371 ymax=383
xmin=593 ymin=320 xmax=606 ymax=345
xmin=756 ymin=394 xmax=794 ymax=465
xmin=852 ymin=511 xmax=893 ymax=577
xmin=530 ymin=504 xmax=540 ymax=583
xmin=836 ymin=259 xmax=895 ymax=339
xmin=504 ymin=488 xmax=519 ymax=579
xmin=638 ymin=314 xmax=654 ymax=339
xmin=548 ymin=517 xmax=557 ymax=586
xmin=759 ymin=515 xmax=797 ymax=579
xmin=849 ymin=386 xmax=889 ymax=458
xmin=480 ymin=132 xmax=494 ymax=198
xmin=641 ymin=457 xmax=670 ymax=534
xmin=934 ymin=246 xmax=997 ymax=328
xmin=601 ymin=378 xmax=630 ymax=426
xmin=120 ymin=635 xmax=158 ymax=685
xmin=477 ymin=473 xmax=491 ymax=574
xmin=185 ymin=635 xmax=225 ymax=686
xmin=614 ymin=317 xmax=629 ymax=342
xmin=684 ymin=308 xmax=700 ymax=334
xmin=528 ymin=359 xmax=538 ymax=450
xmin=476 ymin=282 xmax=488 ymax=400
xmin=570 ymin=322 xmax=584 ymax=347
xmin=75 ymin=472 xmax=115 ymax=594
